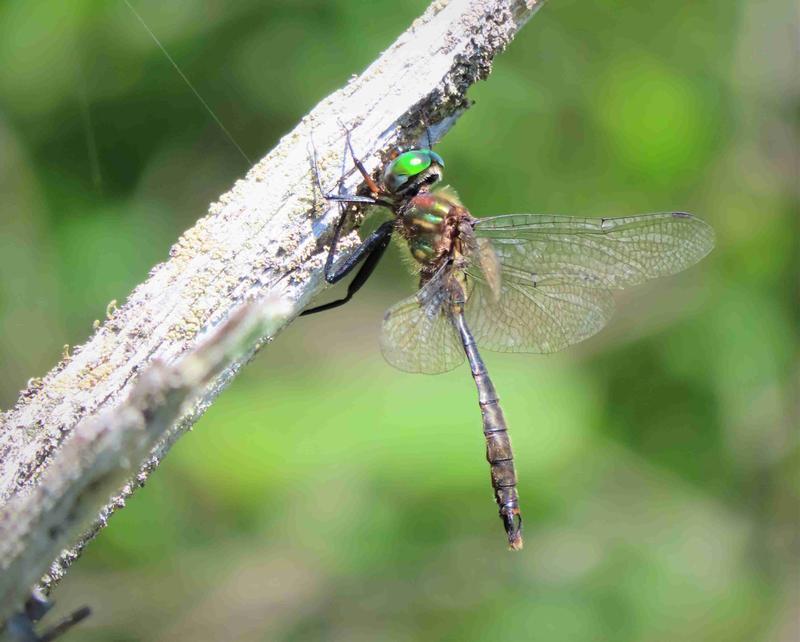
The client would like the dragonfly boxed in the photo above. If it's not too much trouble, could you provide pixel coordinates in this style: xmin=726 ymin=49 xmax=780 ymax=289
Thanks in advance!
xmin=302 ymin=134 xmax=715 ymax=550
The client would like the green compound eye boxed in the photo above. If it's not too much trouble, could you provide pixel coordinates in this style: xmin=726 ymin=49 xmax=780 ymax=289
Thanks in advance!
xmin=393 ymin=151 xmax=431 ymax=175
xmin=383 ymin=149 xmax=444 ymax=194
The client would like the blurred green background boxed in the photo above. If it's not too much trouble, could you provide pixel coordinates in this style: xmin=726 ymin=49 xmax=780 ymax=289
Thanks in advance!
xmin=0 ymin=0 xmax=797 ymax=640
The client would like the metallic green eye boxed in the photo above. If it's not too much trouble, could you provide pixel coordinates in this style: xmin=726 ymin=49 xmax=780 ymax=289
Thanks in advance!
xmin=383 ymin=149 xmax=444 ymax=193
xmin=394 ymin=151 xmax=431 ymax=175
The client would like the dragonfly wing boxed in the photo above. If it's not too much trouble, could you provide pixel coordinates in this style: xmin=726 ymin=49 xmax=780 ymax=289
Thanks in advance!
xmin=464 ymin=265 xmax=616 ymax=353
xmin=467 ymin=212 xmax=714 ymax=353
xmin=380 ymin=265 xmax=465 ymax=374
xmin=474 ymin=212 xmax=715 ymax=288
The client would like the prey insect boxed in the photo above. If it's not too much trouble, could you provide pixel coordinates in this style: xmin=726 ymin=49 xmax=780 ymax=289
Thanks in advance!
xmin=302 ymin=131 xmax=715 ymax=550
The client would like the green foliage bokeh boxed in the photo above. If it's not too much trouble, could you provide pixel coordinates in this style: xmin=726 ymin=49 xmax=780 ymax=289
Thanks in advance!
xmin=0 ymin=1 xmax=796 ymax=640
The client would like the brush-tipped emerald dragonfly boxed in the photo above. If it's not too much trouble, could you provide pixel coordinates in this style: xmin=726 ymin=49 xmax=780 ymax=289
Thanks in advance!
xmin=302 ymin=133 xmax=715 ymax=550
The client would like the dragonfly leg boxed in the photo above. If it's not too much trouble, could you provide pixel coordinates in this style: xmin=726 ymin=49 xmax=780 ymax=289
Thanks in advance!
xmin=302 ymin=126 xmax=396 ymax=316
xmin=337 ymin=121 xmax=382 ymax=196
xmin=300 ymin=220 xmax=394 ymax=316
xmin=36 ymin=607 xmax=92 ymax=642
xmin=309 ymin=132 xmax=384 ymax=206
xmin=5 ymin=591 xmax=91 ymax=642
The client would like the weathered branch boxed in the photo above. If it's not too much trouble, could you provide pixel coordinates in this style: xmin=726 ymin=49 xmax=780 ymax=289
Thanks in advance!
xmin=0 ymin=0 xmax=545 ymax=630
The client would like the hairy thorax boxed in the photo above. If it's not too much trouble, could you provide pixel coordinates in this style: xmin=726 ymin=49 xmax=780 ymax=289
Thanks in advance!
xmin=396 ymin=189 xmax=476 ymax=275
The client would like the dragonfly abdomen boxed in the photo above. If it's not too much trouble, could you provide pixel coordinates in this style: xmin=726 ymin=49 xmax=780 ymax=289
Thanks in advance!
xmin=479 ymin=376 xmax=523 ymax=551
xmin=453 ymin=308 xmax=523 ymax=550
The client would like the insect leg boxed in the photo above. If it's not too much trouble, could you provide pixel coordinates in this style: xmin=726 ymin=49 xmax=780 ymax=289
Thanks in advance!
xmin=37 ymin=607 xmax=92 ymax=642
xmin=300 ymin=220 xmax=394 ymax=316
xmin=320 ymin=135 xmax=383 ymax=283
xmin=337 ymin=123 xmax=382 ymax=196
xmin=302 ymin=123 xmax=396 ymax=316
xmin=309 ymin=129 xmax=387 ymax=206
xmin=5 ymin=591 xmax=91 ymax=642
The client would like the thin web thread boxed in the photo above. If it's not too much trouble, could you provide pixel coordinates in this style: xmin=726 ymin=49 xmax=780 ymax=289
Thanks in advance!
xmin=123 ymin=0 xmax=253 ymax=166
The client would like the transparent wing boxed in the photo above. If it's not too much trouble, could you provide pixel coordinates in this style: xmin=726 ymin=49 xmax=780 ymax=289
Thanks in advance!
xmin=465 ymin=268 xmax=616 ymax=353
xmin=380 ymin=265 xmax=465 ymax=374
xmin=475 ymin=212 xmax=715 ymax=288
xmin=466 ymin=212 xmax=714 ymax=353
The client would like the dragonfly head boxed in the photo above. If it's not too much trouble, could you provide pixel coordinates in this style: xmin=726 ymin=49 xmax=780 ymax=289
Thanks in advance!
xmin=382 ymin=149 xmax=444 ymax=197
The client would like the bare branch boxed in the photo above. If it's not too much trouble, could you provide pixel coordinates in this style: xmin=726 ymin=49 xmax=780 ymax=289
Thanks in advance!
xmin=0 ymin=0 xmax=546 ymax=629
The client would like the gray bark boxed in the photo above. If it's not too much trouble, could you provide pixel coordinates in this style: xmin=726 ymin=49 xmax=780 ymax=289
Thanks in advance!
xmin=0 ymin=0 xmax=546 ymax=631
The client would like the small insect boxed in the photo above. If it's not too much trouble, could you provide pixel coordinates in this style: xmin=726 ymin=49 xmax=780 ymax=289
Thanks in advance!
xmin=303 ymin=132 xmax=715 ymax=550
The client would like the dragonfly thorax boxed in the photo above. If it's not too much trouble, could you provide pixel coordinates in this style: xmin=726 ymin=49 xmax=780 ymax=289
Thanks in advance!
xmin=398 ymin=190 xmax=472 ymax=266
